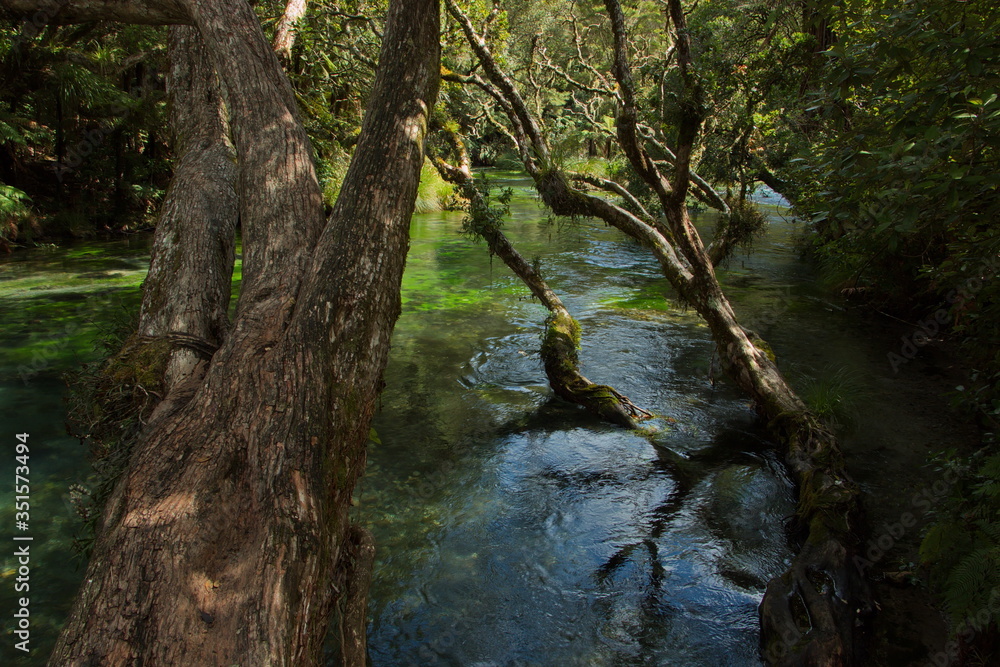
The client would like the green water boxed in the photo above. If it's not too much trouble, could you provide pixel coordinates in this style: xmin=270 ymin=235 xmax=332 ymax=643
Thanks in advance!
xmin=0 ymin=176 xmax=957 ymax=665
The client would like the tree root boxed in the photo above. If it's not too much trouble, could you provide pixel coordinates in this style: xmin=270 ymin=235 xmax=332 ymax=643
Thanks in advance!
xmin=759 ymin=419 xmax=872 ymax=666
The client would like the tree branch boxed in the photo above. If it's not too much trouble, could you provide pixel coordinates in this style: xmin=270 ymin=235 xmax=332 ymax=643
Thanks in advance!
xmin=444 ymin=0 xmax=550 ymax=167
xmin=0 ymin=0 xmax=190 ymax=25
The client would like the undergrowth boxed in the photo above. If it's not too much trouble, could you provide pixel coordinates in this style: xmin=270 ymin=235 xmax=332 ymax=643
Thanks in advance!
xmin=65 ymin=297 xmax=165 ymax=556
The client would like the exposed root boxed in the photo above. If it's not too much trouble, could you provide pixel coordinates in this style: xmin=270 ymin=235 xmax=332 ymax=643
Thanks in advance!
xmin=761 ymin=537 xmax=871 ymax=666
xmin=760 ymin=417 xmax=872 ymax=666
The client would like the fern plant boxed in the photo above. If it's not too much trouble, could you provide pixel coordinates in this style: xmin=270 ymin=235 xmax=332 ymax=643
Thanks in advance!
xmin=0 ymin=183 xmax=32 ymax=245
xmin=921 ymin=449 xmax=1000 ymax=641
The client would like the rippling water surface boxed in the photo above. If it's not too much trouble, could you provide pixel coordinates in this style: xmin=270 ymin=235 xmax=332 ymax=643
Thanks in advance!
xmin=1 ymin=176 xmax=879 ymax=666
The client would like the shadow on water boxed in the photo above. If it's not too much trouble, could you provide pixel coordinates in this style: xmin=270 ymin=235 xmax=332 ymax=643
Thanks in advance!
xmin=356 ymin=178 xmax=798 ymax=666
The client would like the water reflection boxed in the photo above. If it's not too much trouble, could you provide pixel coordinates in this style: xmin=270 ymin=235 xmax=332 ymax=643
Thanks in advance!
xmin=361 ymin=178 xmax=795 ymax=666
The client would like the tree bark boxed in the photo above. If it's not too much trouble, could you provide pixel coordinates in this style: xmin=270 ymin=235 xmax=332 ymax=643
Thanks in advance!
xmin=336 ymin=525 xmax=376 ymax=667
xmin=135 ymin=25 xmax=238 ymax=417
xmin=48 ymin=1 xmax=441 ymax=666
xmin=273 ymin=0 xmax=309 ymax=63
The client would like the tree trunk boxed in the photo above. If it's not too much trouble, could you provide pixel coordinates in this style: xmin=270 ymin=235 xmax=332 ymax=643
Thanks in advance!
xmin=47 ymin=1 xmax=441 ymax=665
xmin=432 ymin=133 xmax=648 ymax=428
xmin=133 ymin=25 xmax=238 ymax=416
xmin=273 ymin=0 xmax=309 ymax=64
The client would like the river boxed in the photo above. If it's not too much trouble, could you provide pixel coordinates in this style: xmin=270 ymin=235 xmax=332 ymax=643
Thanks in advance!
xmin=0 ymin=174 xmax=962 ymax=665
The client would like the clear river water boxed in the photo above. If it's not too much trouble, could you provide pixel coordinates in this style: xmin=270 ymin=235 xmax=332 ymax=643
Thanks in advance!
xmin=0 ymin=174 xmax=962 ymax=665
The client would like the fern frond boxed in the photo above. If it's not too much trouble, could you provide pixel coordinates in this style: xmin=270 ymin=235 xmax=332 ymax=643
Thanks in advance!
xmin=944 ymin=547 xmax=998 ymax=622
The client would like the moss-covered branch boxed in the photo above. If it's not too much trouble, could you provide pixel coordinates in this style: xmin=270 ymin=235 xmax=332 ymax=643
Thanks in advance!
xmin=430 ymin=125 xmax=649 ymax=428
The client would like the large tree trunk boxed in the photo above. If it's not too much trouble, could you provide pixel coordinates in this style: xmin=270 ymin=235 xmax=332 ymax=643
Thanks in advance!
xmin=134 ymin=25 xmax=238 ymax=414
xmin=47 ymin=1 xmax=441 ymax=665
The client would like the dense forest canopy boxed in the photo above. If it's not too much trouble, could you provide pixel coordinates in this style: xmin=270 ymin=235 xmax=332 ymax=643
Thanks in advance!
xmin=0 ymin=0 xmax=997 ymax=664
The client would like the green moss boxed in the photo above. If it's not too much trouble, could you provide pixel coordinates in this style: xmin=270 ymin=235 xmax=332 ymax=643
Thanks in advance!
xmin=749 ymin=333 xmax=777 ymax=362
xmin=540 ymin=311 xmax=581 ymax=377
xmin=106 ymin=335 xmax=172 ymax=387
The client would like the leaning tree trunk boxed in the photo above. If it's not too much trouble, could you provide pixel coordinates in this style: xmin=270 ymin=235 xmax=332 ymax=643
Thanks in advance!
xmin=40 ymin=0 xmax=441 ymax=665
xmin=444 ymin=0 xmax=869 ymax=662
xmin=432 ymin=132 xmax=648 ymax=428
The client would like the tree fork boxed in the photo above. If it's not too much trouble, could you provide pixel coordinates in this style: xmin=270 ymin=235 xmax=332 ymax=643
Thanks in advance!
xmin=46 ymin=0 xmax=442 ymax=664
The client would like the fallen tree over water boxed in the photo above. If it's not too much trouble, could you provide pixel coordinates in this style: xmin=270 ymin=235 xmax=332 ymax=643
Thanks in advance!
xmin=431 ymin=123 xmax=650 ymax=428
xmin=442 ymin=0 xmax=870 ymax=662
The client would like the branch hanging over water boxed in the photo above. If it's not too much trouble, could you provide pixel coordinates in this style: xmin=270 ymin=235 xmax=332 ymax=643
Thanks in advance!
xmin=430 ymin=125 xmax=650 ymax=428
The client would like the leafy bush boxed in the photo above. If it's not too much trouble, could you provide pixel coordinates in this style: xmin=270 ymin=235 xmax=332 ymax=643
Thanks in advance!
xmin=0 ymin=183 xmax=32 ymax=247
xmin=414 ymin=158 xmax=456 ymax=214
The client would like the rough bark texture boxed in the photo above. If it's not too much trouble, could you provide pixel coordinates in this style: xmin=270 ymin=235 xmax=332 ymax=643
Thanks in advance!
xmin=336 ymin=525 xmax=376 ymax=667
xmin=48 ymin=1 xmax=441 ymax=665
xmin=137 ymin=25 xmax=237 ymax=411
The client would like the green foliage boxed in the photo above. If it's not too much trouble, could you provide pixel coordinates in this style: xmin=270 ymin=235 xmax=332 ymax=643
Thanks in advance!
xmin=0 ymin=183 xmax=32 ymax=245
xmin=920 ymin=448 xmax=1000 ymax=638
xmin=0 ymin=18 xmax=171 ymax=238
xmin=256 ymin=1 xmax=385 ymax=171
xmin=714 ymin=196 xmax=768 ymax=261
xmin=794 ymin=0 xmax=1000 ymax=298
xmin=459 ymin=175 xmax=513 ymax=242
xmin=688 ymin=0 xmax=821 ymax=195
xmin=796 ymin=367 xmax=868 ymax=432
xmin=782 ymin=3 xmax=1000 ymax=650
